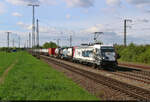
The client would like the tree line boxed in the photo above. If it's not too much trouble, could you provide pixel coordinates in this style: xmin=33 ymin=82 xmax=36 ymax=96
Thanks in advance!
xmin=115 ymin=43 xmax=150 ymax=65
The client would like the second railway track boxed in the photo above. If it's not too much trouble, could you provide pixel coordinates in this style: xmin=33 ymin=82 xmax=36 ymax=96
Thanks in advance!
xmin=40 ymin=55 xmax=150 ymax=101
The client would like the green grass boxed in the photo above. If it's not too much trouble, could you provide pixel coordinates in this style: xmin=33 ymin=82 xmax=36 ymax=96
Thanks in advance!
xmin=0 ymin=52 xmax=19 ymax=77
xmin=0 ymin=52 xmax=99 ymax=100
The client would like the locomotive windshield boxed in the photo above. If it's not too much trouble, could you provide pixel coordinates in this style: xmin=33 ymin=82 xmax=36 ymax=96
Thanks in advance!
xmin=95 ymin=47 xmax=116 ymax=61
xmin=96 ymin=47 xmax=115 ymax=55
xmin=101 ymin=47 xmax=116 ymax=60
xmin=101 ymin=47 xmax=114 ymax=52
xmin=101 ymin=48 xmax=115 ymax=52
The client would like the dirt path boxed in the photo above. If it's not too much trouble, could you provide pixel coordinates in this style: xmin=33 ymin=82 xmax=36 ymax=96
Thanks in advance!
xmin=0 ymin=60 xmax=18 ymax=84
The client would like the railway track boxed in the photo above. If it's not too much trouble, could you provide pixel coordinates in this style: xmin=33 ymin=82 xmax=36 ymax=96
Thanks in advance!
xmin=74 ymin=60 xmax=150 ymax=85
xmin=59 ymin=56 xmax=150 ymax=85
xmin=39 ymin=54 xmax=150 ymax=85
xmin=78 ymin=64 xmax=150 ymax=85
xmin=111 ymin=71 xmax=150 ymax=85
xmin=118 ymin=65 xmax=150 ymax=77
xmin=40 ymin=55 xmax=150 ymax=101
xmin=131 ymin=71 xmax=150 ymax=77
xmin=119 ymin=63 xmax=150 ymax=70
xmin=70 ymin=58 xmax=150 ymax=85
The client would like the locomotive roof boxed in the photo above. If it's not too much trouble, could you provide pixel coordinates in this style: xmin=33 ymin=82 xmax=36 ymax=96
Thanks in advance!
xmin=94 ymin=44 xmax=113 ymax=48
xmin=75 ymin=44 xmax=113 ymax=48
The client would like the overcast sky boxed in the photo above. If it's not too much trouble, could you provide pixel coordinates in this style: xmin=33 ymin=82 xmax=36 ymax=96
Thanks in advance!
xmin=0 ymin=0 xmax=150 ymax=47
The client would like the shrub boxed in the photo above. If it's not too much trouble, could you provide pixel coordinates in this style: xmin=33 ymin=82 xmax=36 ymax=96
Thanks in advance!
xmin=115 ymin=43 xmax=150 ymax=64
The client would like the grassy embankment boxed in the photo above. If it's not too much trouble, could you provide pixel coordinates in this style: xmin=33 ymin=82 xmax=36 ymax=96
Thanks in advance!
xmin=0 ymin=51 xmax=98 ymax=100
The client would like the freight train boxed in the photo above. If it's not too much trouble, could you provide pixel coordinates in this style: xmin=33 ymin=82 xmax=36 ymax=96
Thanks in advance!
xmin=33 ymin=43 xmax=119 ymax=70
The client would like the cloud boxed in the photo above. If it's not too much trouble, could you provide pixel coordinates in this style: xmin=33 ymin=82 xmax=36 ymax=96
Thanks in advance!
xmin=17 ymin=21 xmax=31 ymax=30
xmin=138 ymin=19 xmax=149 ymax=23
xmin=0 ymin=2 xmax=5 ymax=14
xmin=6 ymin=0 xmax=56 ymax=6
xmin=66 ymin=14 xmax=71 ymax=19
xmin=15 ymin=21 xmax=150 ymax=46
xmin=17 ymin=21 xmax=62 ymax=35
xmin=106 ymin=0 xmax=121 ymax=6
xmin=106 ymin=0 xmax=150 ymax=7
xmin=126 ymin=0 xmax=150 ymax=7
xmin=39 ymin=0 xmax=56 ymax=5
xmin=64 ymin=0 xmax=95 ymax=8
xmin=5 ymin=0 xmax=39 ymax=5
xmin=12 ymin=12 xmax=22 ymax=17
xmin=126 ymin=0 xmax=150 ymax=13
xmin=83 ymin=24 xmax=106 ymax=33
xmin=79 ymin=24 xmax=123 ymax=44
xmin=17 ymin=21 xmax=24 ymax=25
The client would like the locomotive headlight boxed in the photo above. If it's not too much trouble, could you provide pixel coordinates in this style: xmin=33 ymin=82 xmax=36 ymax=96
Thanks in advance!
xmin=102 ymin=57 xmax=105 ymax=59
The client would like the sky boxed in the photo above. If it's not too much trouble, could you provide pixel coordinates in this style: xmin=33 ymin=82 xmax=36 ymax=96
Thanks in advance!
xmin=0 ymin=0 xmax=150 ymax=47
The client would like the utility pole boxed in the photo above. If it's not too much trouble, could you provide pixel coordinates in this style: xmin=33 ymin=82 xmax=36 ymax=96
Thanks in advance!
xmin=57 ymin=39 xmax=60 ymax=47
xmin=36 ymin=19 xmax=39 ymax=48
xmin=18 ymin=36 xmax=21 ymax=48
xmin=6 ymin=32 xmax=11 ymax=51
xmin=24 ymin=41 xmax=26 ymax=49
xmin=27 ymin=40 xmax=29 ymax=49
xmin=28 ymin=4 xmax=39 ymax=53
xmin=36 ymin=19 xmax=40 ymax=59
xmin=124 ymin=19 xmax=132 ymax=47
xmin=29 ymin=33 xmax=31 ymax=48
xmin=124 ymin=20 xmax=127 ymax=47
xmin=13 ymin=39 xmax=14 ymax=48
xmin=70 ymin=35 xmax=72 ymax=47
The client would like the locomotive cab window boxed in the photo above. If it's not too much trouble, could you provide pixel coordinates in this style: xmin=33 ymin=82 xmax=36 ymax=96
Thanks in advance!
xmin=96 ymin=48 xmax=101 ymax=56
xmin=101 ymin=47 xmax=115 ymax=57
xmin=82 ymin=50 xmax=93 ymax=57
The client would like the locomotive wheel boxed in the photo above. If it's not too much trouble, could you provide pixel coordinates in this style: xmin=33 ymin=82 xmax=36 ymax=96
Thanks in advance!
xmin=98 ymin=65 xmax=103 ymax=70
xmin=72 ymin=60 xmax=74 ymax=63
xmin=61 ymin=56 xmax=63 ymax=59
xmin=86 ymin=62 xmax=90 ymax=66
xmin=92 ymin=64 xmax=97 ymax=69
xmin=112 ymin=66 xmax=117 ymax=72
